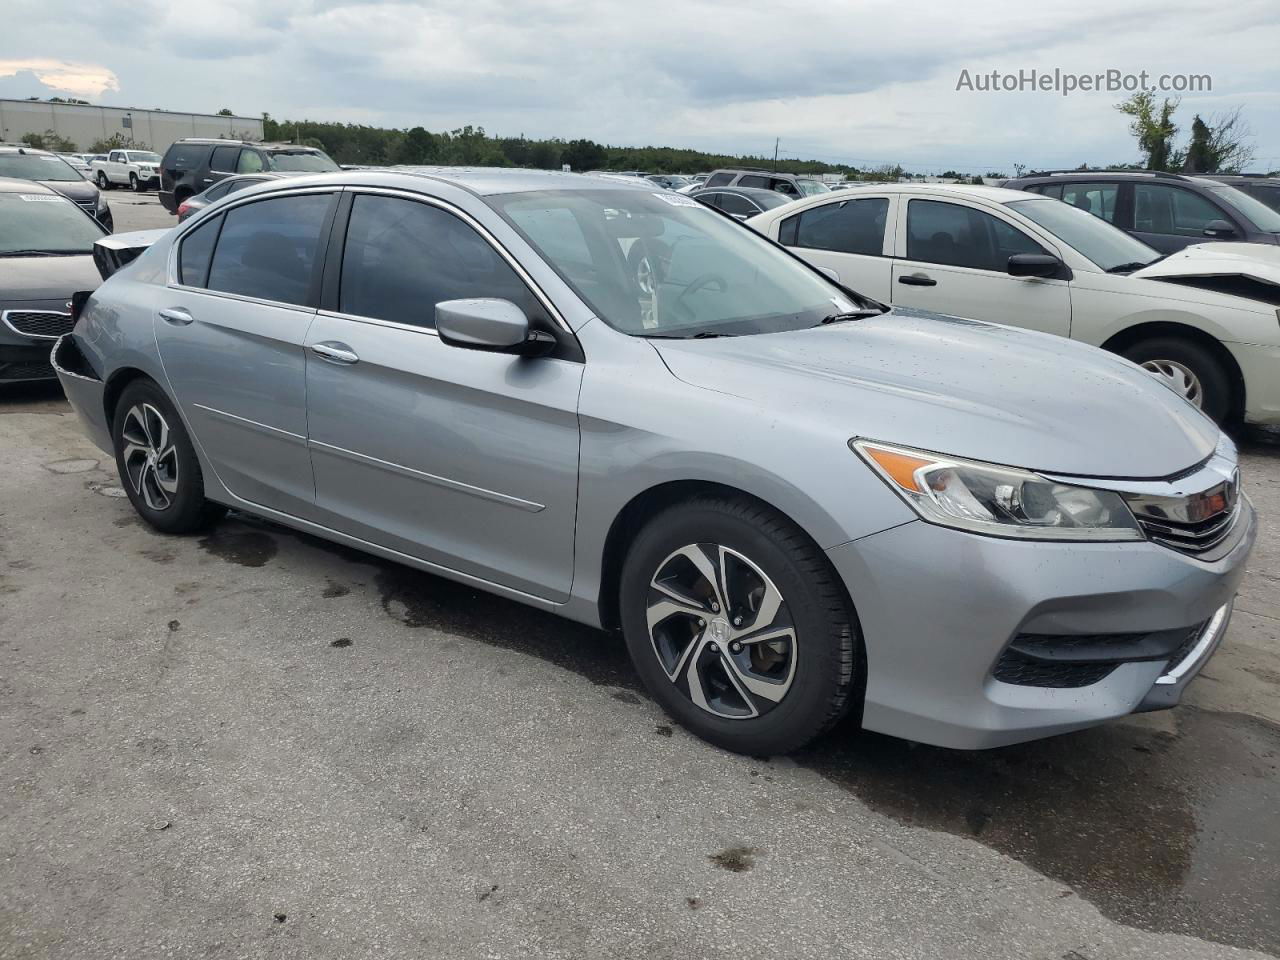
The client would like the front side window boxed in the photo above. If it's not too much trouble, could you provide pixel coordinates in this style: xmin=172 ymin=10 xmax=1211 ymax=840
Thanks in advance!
xmin=0 ymin=154 xmax=83 ymax=182
xmin=906 ymin=199 xmax=1046 ymax=271
xmin=490 ymin=188 xmax=868 ymax=339
xmin=0 ymin=193 xmax=105 ymax=254
xmin=1060 ymin=183 xmax=1118 ymax=223
xmin=109 ymin=152 xmax=123 ymax=163
xmin=178 ymin=213 xmax=221 ymax=286
xmin=1204 ymin=182 xmax=1280 ymax=231
xmin=737 ymin=175 xmax=769 ymax=189
xmin=794 ymin=179 xmax=830 ymax=197
xmin=236 ymin=150 xmax=266 ymax=174
xmin=1133 ymin=183 xmax=1227 ymax=237
xmin=717 ymin=193 xmax=760 ymax=218
xmin=784 ymin=197 xmax=889 ymax=256
xmin=210 ymin=146 xmax=239 ymax=172
xmin=769 ymin=178 xmax=800 ymax=198
xmin=206 ymin=193 xmax=332 ymax=305
xmin=339 ymin=194 xmax=544 ymax=330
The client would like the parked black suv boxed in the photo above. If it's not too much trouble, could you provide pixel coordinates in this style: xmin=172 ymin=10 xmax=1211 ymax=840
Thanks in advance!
xmin=701 ymin=168 xmax=830 ymax=199
xmin=158 ymin=139 xmax=339 ymax=214
xmin=1196 ymin=174 xmax=1280 ymax=214
xmin=1001 ymin=170 xmax=1280 ymax=253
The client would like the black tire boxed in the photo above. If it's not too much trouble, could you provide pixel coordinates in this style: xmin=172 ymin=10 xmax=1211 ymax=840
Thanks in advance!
xmin=96 ymin=171 xmax=112 ymax=190
xmin=619 ymin=496 xmax=858 ymax=755
xmin=111 ymin=379 xmax=226 ymax=534
xmin=129 ymin=173 xmax=141 ymax=192
xmin=1119 ymin=336 xmax=1233 ymax=425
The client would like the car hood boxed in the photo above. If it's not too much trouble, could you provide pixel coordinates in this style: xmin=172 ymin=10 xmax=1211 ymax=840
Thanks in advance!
xmin=1131 ymin=241 xmax=1280 ymax=287
xmin=652 ymin=309 xmax=1217 ymax=479
xmin=0 ymin=255 xmax=101 ymax=300
xmin=42 ymin=179 xmax=98 ymax=204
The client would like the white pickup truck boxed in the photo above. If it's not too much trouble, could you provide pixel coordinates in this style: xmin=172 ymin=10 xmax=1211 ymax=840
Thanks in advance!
xmin=90 ymin=149 xmax=162 ymax=192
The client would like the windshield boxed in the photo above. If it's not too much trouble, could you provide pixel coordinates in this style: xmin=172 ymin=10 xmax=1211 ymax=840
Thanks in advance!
xmin=0 ymin=193 xmax=104 ymax=254
xmin=268 ymin=150 xmax=339 ymax=172
xmin=489 ymin=188 xmax=868 ymax=338
xmin=126 ymin=151 xmax=161 ymax=164
xmin=1007 ymin=197 xmax=1161 ymax=272
xmin=0 ymin=154 xmax=84 ymax=182
xmin=795 ymin=179 xmax=830 ymax=196
xmin=1204 ymin=182 xmax=1280 ymax=232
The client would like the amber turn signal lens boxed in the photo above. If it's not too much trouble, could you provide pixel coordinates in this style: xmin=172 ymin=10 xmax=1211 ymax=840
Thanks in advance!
xmin=860 ymin=445 xmax=936 ymax=493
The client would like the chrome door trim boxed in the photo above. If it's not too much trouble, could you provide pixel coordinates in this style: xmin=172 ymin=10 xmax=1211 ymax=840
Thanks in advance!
xmin=191 ymin=403 xmax=308 ymax=444
xmin=308 ymin=439 xmax=546 ymax=513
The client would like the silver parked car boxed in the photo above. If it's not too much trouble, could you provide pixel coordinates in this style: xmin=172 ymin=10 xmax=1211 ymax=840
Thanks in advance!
xmin=53 ymin=169 xmax=1255 ymax=755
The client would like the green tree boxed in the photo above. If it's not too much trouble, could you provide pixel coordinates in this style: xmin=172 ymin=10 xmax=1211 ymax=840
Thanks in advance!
xmin=21 ymin=129 xmax=77 ymax=151
xmin=1116 ymin=92 xmax=1182 ymax=170
xmin=89 ymin=133 xmax=132 ymax=153
xmin=216 ymin=108 xmax=234 ymax=116
xmin=1184 ymin=115 xmax=1212 ymax=173
xmin=561 ymin=138 xmax=607 ymax=171
xmin=1204 ymin=107 xmax=1255 ymax=173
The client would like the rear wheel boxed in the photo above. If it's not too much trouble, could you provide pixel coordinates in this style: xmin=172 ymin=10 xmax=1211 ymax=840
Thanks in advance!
xmin=1119 ymin=336 xmax=1233 ymax=425
xmin=619 ymin=496 xmax=858 ymax=755
xmin=96 ymin=171 xmax=111 ymax=190
xmin=111 ymin=379 xmax=226 ymax=534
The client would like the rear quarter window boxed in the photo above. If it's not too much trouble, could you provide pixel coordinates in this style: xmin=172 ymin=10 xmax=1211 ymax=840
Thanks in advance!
xmin=164 ymin=143 xmax=209 ymax=169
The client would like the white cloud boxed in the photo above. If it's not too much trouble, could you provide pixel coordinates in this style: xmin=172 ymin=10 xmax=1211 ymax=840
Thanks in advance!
xmin=0 ymin=58 xmax=119 ymax=99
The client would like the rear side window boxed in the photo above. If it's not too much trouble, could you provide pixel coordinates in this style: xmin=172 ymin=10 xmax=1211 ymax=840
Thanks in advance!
xmin=339 ymin=194 xmax=543 ymax=330
xmin=223 ymin=177 xmax=263 ymax=197
xmin=1028 ymin=183 xmax=1063 ymax=200
xmin=210 ymin=146 xmax=239 ymax=172
xmin=786 ymin=198 xmax=889 ymax=255
xmin=1061 ymin=183 xmax=1118 ymax=223
xmin=718 ymin=194 xmax=760 ymax=218
xmin=695 ymin=192 xmax=722 ymax=209
xmin=704 ymin=172 xmax=734 ymax=187
xmin=737 ymin=175 xmax=769 ymax=189
xmin=178 ymin=214 xmax=221 ymax=287
xmin=1134 ymin=183 xmax=1227 ymax=236
xmin=164 ymin=143 xmax=207 ymax=168
xmin=906 ymin=199 xmax=1046 ymax=271
xmin=206 ymin=193 xmax=332 ymax=305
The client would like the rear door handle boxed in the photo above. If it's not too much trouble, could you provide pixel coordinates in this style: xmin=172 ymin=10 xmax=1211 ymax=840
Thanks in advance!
xmin=311 ymin=341 xmax=359 ymax=365
xmin=158 ymin=307 xmax=194 ymax=326
xmin=898 ymin=273 xmax=937 ymax=287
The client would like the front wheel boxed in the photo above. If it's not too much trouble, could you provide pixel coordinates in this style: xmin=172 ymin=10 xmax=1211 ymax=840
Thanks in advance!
xmin=619 ymin=496 xmax=859 ymax=755
xmin=111 ymin=379 xmax=226 ymax=534
xmin=129 ymin=173 xmax=142 ymax=192
xmin=96 ymin=171 xmax=111 ymax=190
xmin=1119 ymin=336 xmax=1233 ymax=425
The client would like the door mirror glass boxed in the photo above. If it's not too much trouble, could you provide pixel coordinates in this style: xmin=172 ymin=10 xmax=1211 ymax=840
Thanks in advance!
xmin=436 ymin=299 xmax=554 ymax=356
xmin=1007 ymin=253 xmax=1065 ymax=278
xmin=1202 ymin=219 xmax=1237 ymax=239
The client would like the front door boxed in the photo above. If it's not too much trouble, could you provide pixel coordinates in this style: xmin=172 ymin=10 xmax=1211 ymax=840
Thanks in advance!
xmin=153 ymin=190 xmax=336 ymax=516
xmin=305 ymin=192 xmax=583 ymax=602
xmin=889 ymin=197 xmax=1072 ymax=336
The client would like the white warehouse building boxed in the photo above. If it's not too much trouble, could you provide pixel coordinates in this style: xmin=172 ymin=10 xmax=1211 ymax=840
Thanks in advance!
xmin=0 ymin=99 xmax=263 ymax=154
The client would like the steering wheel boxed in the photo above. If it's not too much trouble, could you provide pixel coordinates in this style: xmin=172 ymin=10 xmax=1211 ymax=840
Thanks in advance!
xmin=673 ymin=273 xmax=728 ymax=319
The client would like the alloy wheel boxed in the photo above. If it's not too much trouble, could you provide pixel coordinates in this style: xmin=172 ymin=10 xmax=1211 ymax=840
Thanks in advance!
xmin=120 ymin=403 xmax=180 ymax=511
xmin=1141 ymin=359 xmax=1204 ymax=408
xmin=645 ymin=543 xmax=797 ymax=719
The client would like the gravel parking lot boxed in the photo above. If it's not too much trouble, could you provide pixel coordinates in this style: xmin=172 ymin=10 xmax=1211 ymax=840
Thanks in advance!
xmin=1 ymin=194 xmax=1278 ymax=959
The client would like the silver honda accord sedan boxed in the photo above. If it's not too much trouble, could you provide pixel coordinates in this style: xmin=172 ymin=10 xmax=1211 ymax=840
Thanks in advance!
xmin=52 ymin=169 xmax=1255 ymax=755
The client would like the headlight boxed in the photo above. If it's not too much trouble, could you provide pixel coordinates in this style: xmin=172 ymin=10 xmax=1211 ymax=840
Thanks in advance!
xmin=851 ymin=440 xmax=1143 ymax=541
xmin=96 ymin=193 xmax=108 ymax=211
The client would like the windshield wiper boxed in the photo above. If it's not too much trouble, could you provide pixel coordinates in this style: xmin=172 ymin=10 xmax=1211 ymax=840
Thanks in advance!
xmin=0 ymin=249 xmax=77 ymax=257
xmin=643 ymin=331 xmax=727 ymax=339
xmin=818 ymin=309 xmax=883 ymax=325
xmin=1107 ymin=255 xmax=1166 ymax=274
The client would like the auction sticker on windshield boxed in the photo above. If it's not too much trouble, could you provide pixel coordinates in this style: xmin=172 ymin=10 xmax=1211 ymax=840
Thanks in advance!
xmin=18 ymin=194 xmax=66 ymax=202
xmin=652 ymin=192 xmax=702 ymax=207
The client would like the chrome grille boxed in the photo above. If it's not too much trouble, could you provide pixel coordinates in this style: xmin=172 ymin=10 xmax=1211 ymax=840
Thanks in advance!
xmin=3 ymin=310 xmax=74 ymax=340
xmin=1122 ymin=466 xmax=1241 ymax=557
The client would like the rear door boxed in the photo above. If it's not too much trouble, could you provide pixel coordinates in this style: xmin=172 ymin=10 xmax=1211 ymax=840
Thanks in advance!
xmin=153 ymin=188 xmax=337 ymax=516
xmin=1130 ymin=181 xmax=1237 ymax=253
xmin=304 ymin=190 xmax=583 ymax=601
xmin=889 ymin=196 xmax=1071 ymax=335
xmin=207 ymin=144 xmax=240 ymax=190
xmin=776 ymin=195 xmax=895 ymax=302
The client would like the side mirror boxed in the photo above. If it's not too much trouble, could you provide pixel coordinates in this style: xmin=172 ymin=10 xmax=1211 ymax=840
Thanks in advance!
xmin=436 ymin=298 xmax=555 ymax=357
xmin=1202 ymin=219 xmax=1237 ymax=239
xmin=1008 ymin=253 xmax=1067 ymax=279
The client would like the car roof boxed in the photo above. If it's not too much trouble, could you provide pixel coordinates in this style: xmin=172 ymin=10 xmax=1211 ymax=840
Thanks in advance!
xmin=376 ymin=166 xmax=665 ymax=196
xmin=0 ymin=146 xmax=56 ymax=157
xmin=694 ymin=185 xmax=789 ymax=201
xmin=0 ymin=177 xmax=57 ymax=194
xmin=710 ymin=168 xmax=819 ymax=180
xmin=170 ymin=138 xmax=327 ymax=150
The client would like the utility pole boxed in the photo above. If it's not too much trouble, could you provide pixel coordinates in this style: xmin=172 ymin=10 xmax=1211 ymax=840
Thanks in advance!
xmin=772 ymin=138 xmax=779 ymax=172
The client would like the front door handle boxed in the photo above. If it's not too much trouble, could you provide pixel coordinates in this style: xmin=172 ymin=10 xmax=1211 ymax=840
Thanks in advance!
xmin=158 ymin=307 xmax=194 ymax=326
xmin=898 ymin=273 xmax=937 ymax=287
xmin=311 ymin=341 xmax=359 ymax=365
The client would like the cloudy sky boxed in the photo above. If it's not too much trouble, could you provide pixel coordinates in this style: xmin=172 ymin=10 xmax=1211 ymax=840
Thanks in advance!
xmin=1 ymin=0 xmax=1278 ymax=173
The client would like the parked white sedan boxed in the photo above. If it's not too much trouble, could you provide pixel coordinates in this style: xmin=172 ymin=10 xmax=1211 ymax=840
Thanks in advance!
xmin=748 ymin=184 xmax=1280 ymax=426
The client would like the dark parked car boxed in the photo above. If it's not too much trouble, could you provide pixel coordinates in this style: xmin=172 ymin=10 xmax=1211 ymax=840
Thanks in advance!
xmin=1196 ymin=174 xmax=1280 ymax=214
xmin=1001 ymin=170 xmax=1280 ymax=253
xmin=691 ymin=185 xmax=794 ymax=222
xmin=0 ymin=177 xmax=105 ymax=382
xmin=176 ymin=172 xmax=301 ymax=222
xmin=701 ymin=168 xmax=830 ymax=199
xmin=158 ymin=139 xmax=339 ymax=214
xmin=0 ymin=146 xmax=113 ymax=231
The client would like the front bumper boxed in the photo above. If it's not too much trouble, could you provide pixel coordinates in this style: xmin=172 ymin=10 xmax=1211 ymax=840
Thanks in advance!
xmin=826 ymin=501 xmax=1256 ymax=750
xmin=1224 ymin=340 xmax=1280 ymax=426
xmin=51 ymin=335 xmax=112 ymax=453
xmin=0 ymin=342 xmax=58 ymax=382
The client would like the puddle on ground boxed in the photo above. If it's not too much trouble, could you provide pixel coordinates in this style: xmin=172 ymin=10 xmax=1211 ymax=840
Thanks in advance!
xmin=797 ymin=708 xmax=1280 ymax=955
xmin=197 ymin=525 xmax=278 ymax=568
